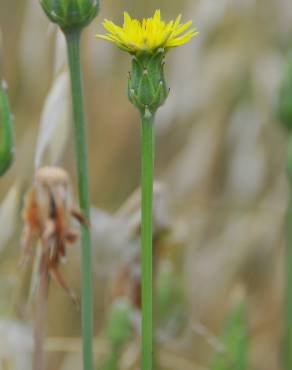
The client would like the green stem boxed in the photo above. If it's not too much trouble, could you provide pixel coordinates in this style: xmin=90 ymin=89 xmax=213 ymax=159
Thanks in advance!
xmin=141 ymin=114 xmax=154 ymax=370
xmin=284 ymin=187 xmax=292 ymax=370
xmin=65 ymin=30 xmax=94 ymax=370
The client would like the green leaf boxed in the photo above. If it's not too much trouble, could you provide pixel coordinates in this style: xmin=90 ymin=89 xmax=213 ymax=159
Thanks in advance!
xmin=106 ymin=298 xmax=134 ymax=348
xmin=277 ymin=54 xmax=292 ymax=131
xmin=211 ymin=302 xmax=248 ymax=370
xmin=0 ymin=81 xmax=14 ymax=176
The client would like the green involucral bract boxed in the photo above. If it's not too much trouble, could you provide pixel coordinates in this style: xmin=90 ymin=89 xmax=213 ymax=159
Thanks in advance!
xmin=40 ymin=0 xmax=99 ymax=32
xmin=277 ymin=55 xmax=292 ymax=130
xmin=0 ymin=81 xmax=14 ymax=176
xmin=128 ymin=50 xmax=169 ymax=116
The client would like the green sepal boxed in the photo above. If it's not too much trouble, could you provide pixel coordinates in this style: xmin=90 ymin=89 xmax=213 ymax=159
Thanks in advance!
xmin=40 ymin=0 xmax=99 ymax=32
xmin=128 ymin=50 xmax=169 ymax=117
xmin=0 ymin=81 xmax=14 ymax=176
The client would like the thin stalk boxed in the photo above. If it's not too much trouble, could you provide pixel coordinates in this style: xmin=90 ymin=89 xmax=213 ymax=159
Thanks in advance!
xmin=284 ymin=187 xmax=292 ymax=370
xmin=141 ymin=114 xmax=154 ymax=370
xmin=65 ymin=29 xmax=94 ymax=370
xmin=33 ymin=253 xmax=49 ymax=370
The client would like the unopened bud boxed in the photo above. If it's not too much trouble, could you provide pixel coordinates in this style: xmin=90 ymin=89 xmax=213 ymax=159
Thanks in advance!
xmin=40 ymin=0 xmax=99 ymax=32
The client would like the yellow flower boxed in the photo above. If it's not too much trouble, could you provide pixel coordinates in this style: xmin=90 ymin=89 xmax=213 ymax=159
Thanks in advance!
xmin=96 ymin=10 xmax=198 ymax=54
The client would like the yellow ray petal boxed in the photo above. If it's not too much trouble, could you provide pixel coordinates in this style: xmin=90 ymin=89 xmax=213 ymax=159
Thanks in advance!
xmin=153 ymin=9 xmax=161 ymax=22
xmin=173 ymin=20 xmax=193 ymax=36
xmin=103 ymin=20 xmax=123 ymax=36
xmin=166 ymin=29 xmax=198 ymax=47
xmin=96 ymin=10 xmax=198 ymax=53
xmin=124 ymin=12 xmax=132 ymax=27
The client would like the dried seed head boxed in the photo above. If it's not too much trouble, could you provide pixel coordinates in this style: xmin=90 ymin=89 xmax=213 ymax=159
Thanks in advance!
xmin=21 ymin=166 xmax=85 ymax=304
xmin=34 ymin=166 xmax=72 ymax=212
xmin=35 ymin=166 xmax=69 ymax=186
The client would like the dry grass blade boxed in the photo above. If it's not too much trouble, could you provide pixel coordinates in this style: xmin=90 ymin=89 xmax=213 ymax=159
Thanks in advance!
xmin=0 ymin=185 xmax=20 ymax=252
xmin=34 ymin=72 xmax=70 ymax=169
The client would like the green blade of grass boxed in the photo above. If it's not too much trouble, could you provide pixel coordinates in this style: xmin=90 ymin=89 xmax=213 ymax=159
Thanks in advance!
xmin=211 ymin=301 xmax=248 ymax=370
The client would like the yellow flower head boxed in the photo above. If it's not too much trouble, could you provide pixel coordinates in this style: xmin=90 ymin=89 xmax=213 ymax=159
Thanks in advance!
xmin=96 ymin=10 xmax=198 ymax=54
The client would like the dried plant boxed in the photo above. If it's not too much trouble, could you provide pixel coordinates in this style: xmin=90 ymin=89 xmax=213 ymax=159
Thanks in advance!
xmin=21 ymin=166 xmax=86 ymax=370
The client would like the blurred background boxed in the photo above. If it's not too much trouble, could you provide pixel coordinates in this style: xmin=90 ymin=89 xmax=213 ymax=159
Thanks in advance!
xmin=1 ymin=0 xmax=292 ymax=369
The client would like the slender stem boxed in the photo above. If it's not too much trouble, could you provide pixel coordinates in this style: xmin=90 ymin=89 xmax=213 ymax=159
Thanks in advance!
xmin=33 ymin=254 xmax=49 ymax=370
xmin=284 ymin=187 xmax=292 ymax=370
xmin=141 ymin=114 xmax=154 ymax=370
xmin=65 ymin=30 xmax=94 ymax=370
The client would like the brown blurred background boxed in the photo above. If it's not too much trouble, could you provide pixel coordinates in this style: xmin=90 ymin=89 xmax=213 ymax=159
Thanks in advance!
xmin=1 ymin=0 xmax=292 ymax=369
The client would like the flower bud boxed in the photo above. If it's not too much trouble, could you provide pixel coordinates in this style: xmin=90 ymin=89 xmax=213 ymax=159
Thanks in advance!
xmin=0 ymin=80 xmax=14 ymax=176
xmin=128 ymin=50 xmax=169 ymax=117
xmin=277 ymin=55 xmax=292 ymax=131
xmin=40 ymin=0 xmax=99 ymax=32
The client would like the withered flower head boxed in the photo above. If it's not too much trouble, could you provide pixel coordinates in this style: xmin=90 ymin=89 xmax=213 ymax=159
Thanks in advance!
xmin=21 ymin=166 xmax=87 ymax=304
